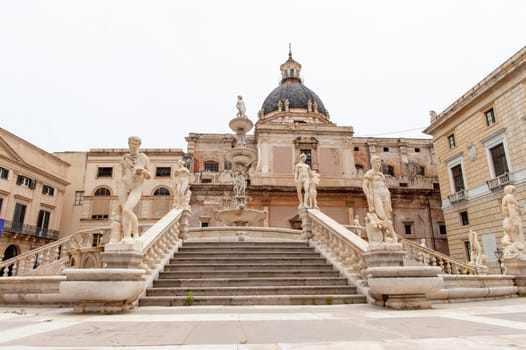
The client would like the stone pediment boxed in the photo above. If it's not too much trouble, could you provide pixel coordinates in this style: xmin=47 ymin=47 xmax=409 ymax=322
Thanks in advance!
xmin=0 ymin=136 xmax=24 ymax=164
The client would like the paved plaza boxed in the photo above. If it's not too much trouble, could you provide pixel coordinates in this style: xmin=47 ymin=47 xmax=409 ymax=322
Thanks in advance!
xmin=1 ymin=298 xmax=526 ymax=349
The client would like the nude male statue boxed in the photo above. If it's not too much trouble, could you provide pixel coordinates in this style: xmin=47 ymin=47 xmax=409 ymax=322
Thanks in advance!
xmin=294 ymin=153 xmax=311 ymax=208
xmin=501 ymin=185 xmax=525 ymax=256
xmin=118 ymin=136 xmax=151 ymax=241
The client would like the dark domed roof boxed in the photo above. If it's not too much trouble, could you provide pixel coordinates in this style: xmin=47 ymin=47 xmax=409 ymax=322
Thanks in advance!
xmin=261 ymin=82 xmax=327 ymax=115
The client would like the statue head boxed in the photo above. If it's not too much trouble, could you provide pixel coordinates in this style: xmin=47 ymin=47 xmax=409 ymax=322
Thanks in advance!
xmin=504 ymin=185 xmax=516 ymax=195
xmin=300 ymin=153 xmax=307 ymax=162
xmin=128 ymin=136 xmax=142 ymax=153
xmin=371 ymin=155 xmax=382 ymax=170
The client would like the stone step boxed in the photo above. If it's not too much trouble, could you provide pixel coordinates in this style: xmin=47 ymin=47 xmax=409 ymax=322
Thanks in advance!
xmin=163 ymin=263 xmax=334 ymax=272
xmin=153 ymin=277 xmax=349 ymax=288
xmin=169 ymin=257 xmax=327 ymax=264
xmin=178 ymin=247 xmax=315 ymax=253
xmin=182 ymin=242 xmax=309 ymax=248
xmin=146 ymin=285 xmax=357 ymax=297
xmin=158 ymin=270 xmax=341 ymax=279
xmin=139 ymin=294 xmax=367 ymax=307
xmin=174 ymin=252 xmax=318 ymax=258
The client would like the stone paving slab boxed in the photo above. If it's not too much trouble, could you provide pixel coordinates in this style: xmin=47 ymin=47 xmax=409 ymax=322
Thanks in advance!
xmin=1 ymin=299 xmax=526 ymax=349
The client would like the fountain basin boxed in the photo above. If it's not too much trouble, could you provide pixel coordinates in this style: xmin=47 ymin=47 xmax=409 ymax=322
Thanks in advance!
xmin=225 ymin=147 xmax=257 ymax=168
xmin=215 ymin=208 xmax=266 ymax=226
xmin=229 ymin=117 xmax=254 ymax=134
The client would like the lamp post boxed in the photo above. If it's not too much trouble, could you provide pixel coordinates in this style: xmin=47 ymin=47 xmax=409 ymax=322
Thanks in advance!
xmin=494 ymin=247 xmax=504 ymax=274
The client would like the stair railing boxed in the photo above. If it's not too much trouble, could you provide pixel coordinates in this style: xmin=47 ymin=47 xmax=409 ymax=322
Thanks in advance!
xmin=301 ymin=208 xmax=368 ymax=276
xmin=399 ymin=235 xmax=478 ymax=275
xmin=0 ymin=227 xmax=111 ymax=277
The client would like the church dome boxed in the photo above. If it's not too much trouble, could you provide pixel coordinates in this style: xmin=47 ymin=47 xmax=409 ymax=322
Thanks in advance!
xmin=261 ymin=82 xmax=327 ymax=115
xmin=260 ymin=51 xmax=327 ymax=116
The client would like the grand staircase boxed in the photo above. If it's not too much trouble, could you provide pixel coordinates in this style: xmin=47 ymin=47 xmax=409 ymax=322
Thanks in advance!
xmin=139 ymin=240 xmax=367 ymax=306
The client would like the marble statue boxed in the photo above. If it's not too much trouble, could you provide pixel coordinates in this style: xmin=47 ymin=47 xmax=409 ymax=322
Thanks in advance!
xmin=173 ymin=159 xmax=193 ymax=209
xmin=501 ymin=185 xmax=525 ymax=257
xmin=307 ymin=170 xmax=320 ymax=209
xmin=307 ymin=99 xmax=312 ymax=112
xmin=233 ymin=165 xmax=247 ymax=201
xmin=429 ymin=110 xmax=438 ymax=120
xmin=236 ymin=95 xmax=247 ymax=118
xmin=362 ymin=155 xmax=397 ymax=243
xmin=294 ymin=153 xmax=311 ymax=208
xmin=284 ymin=98 xmax=290 ymax=111
xmin=277 ymin=100 xmax=283 ymax=112
xmin=469 ymin=229 xmax=487 ymax=267
xmin=313 ymin=101 xmax=318 ymax=113
xmin=118 ymin=136 xmax=151 ymax=241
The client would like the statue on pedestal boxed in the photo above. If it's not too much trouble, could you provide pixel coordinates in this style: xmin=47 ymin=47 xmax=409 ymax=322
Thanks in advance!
xmin=173 ymin=159 xmax=193 ymax=209
xmin=501 ymin=185 xmax=525 ymax=257
xmin=362 ymin=155 xmax=398 ymax=245
xmin=469 ymin=229 xmax=487 ymax=269
xmin=307 ymin=170 xmax=320 ymax=209
xmin=236 ymin=95 xmax=247 ymax=118
xmin=117 ymin=136 xmax=151 ymax=242
xmin=294 ymin=153 xmax=311 ymax=208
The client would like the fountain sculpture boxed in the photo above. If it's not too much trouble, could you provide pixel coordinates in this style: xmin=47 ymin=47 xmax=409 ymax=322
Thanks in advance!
xmin=214 ymin=96 xmax=266 ymax=226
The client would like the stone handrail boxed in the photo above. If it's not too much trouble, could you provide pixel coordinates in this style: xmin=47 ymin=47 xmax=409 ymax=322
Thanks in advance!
xmin=136 ymin=207 xmax=191 ymax=274
xmin=302 ymin=208 xmax=368 ymax=276
xmin=400 ymin=235 xmax=478 ymax=275
xmin=0 ymin=227 xmax=110 ymax=277
xmin=0 ymin=224 xmax=154 ymax=277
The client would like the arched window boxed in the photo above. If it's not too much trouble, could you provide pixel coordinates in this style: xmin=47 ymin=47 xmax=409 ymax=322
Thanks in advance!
xmin=94 ymin=187 xmax=111 ymax=196
xmin=92 ymin=187 xmax=111 ymax=220
xmin=153 ymin=187 xmax=171 ymax=196
xmin=152 ymin=187 xmax=172 ymax=218
xmin=1 ymin=244 xmax=19 ymax=276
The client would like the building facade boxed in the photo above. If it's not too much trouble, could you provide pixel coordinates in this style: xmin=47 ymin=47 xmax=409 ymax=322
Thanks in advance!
xmin=424 ymin=46 xmax=526 ymax=265
xmin=1 ymin=52 xmax=449 ymax=264
xmin=0 ymin=128 xmax=70 ymax=271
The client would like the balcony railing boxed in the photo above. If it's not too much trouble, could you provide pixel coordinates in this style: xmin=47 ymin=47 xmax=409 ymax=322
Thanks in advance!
xmin=447 ymin=189 xmax=467 ymax=204
xmin=2 ymin=220 xmax=59 ymax=241
xmin=486 ymin=172 xmax=511 ymax=190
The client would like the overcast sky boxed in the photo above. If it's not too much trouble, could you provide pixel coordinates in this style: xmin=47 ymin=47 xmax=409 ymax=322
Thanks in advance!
xmin=1 ymin=1 xmax=524 ymax=153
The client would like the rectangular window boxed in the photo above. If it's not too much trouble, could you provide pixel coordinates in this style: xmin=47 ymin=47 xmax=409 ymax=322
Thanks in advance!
xmin=439 ymin=223 xmax=447 ymax=235
xmin=201 ymin=222 xmax=209 ymax=228
xmin=204 ymin=162 xmax=219 ymax=172
xmin=460 ymin=211 xmax=469 ymax=226
xmin=16 ymin=175 xmax=35 ymax=189
xmin=300 ymin=149 xmax=312 ymax=167
xmin=0 ymin=167 xmax=8 ymax=180
xmin=37 ymin=209 xmax=51 ymax=235
xmin=12 ymin=203 xmax=27 ymax=231
xmin=451 ymin=164 xmax=465 ymax=192
xmin=74 ymin=191 xmax=84 ymax=206
xmin=404 ymin=223 xmax=413 ymax=235
xmin=414 ymin=148 xmax=420 ymax=153
xmin=489 ymin=143 xmax=509 ymax=177
xmin=201 ymin=178 xmax=212 ymax=184
xmin=448 ymin=134 xmax=456 ymax=149
xmin=91 ymin=214 xmax=109 ymax=220
xmin=0 ymin=197 xmax=3 ymax=214
xmin=42 ymin=185 xmax=55 ymax=196
xmin=383 ymin=147 xmax=389 ymax=152
xmin=485 ymin=108 xmax=496 ymax=126
xmin=464 ymin=241 xmax=472 ymax=262
xmin=155 ymin=167 xmax=171 ymax=177
xmin=97 ymin=167 xmax=113 ymax=177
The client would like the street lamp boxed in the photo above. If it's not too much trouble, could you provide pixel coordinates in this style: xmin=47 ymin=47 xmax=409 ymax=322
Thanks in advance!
xmin=494 ymin=247 xmax=504 ymax=274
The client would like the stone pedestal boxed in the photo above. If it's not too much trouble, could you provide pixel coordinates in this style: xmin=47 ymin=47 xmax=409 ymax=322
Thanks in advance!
xmin=60 ymin=268 xmax=146 ymax=313
xmin=502 ymin=255 xmax=526 ymax=296
xmin=363 ymin=243 xmax=405 ymax=268
xmin=102 ymin=241 xmax=144 ymax=269
xmin=366 ymin=266 xmax=444 ymax=310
